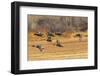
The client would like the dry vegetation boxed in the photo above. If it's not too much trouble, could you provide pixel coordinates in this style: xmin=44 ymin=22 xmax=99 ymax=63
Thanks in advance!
xmin=28 ymin=32 xmax=88 ymax=61
xmin=27 ymin=15 xmax=88 ymax=61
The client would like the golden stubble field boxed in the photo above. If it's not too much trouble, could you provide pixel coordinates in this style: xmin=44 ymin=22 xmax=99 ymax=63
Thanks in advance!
xmin=28 ymin=32 xmax=88 ymax=61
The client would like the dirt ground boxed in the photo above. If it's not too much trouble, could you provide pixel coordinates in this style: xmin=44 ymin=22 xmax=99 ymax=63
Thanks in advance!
xmin=28 ymin=32 xmax=88 ymax=61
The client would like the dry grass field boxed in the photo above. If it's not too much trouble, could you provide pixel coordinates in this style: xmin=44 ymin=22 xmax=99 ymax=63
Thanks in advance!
xmin=28 ymin=32 xmax=88 ymax=61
